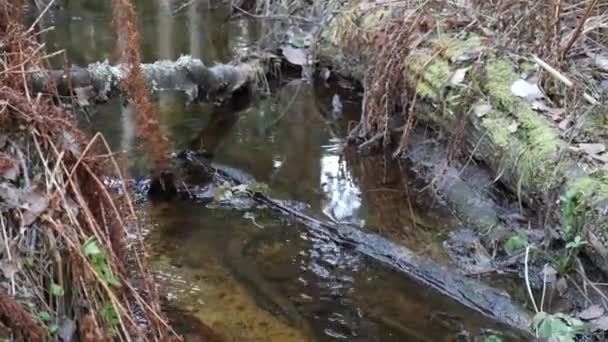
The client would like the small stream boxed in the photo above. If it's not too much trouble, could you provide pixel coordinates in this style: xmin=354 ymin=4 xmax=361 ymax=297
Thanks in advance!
xmin=44 ymin=1 xmax=529 ymax=340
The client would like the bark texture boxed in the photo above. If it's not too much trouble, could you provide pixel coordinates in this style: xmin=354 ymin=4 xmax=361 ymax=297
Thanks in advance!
xmin=31 ymin=55 xmax=274 ymax=104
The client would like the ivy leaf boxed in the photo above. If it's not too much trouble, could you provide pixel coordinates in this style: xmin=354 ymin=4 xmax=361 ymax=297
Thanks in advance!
xmin=504 ymin=234 xmax=528 ymax=255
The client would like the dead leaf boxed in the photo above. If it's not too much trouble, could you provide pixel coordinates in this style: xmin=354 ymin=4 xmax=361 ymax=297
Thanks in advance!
xmin=511 ymin=79 xmax=544 ymax=100
xmin=0 ymin=183 xmax=21 ymax=208
xmin=19 ymin=188 xmax=49 ymax=225
xmin=556 ymin=276 xmax=568 ymax=295
xmin=58 ymin=318 xmax=77 ymax=342
xmin=592 ymin=54 xmax=608 ymax=71
xmin=531 ymin=100 xmax=550 ymax=112
xmin=590 ymin=153 xmax=608 ymax=164
xmin=590 ymin=316 xmax=608 ymax=331
xmin=558 ymin=117 xmax=573 ymax=131
xmin=579 ymin=143 xmax=606 ymax=156
xmin=74 ymin=87 xmax=91 ymax=107
xmin=548 ymin=108 xmax=566 ymax=121
xmin=473 ymin=102 xmax=492 ymax=117
xmin=449 ymin=67 xmax=469 ymax=85
xmin=579 ymin=305 xmax=605 ymax=320
xmin=0 ymin=153 xmax=19 ymax=181
xmin=281 ymin=45 xmax=309 ymax=66
xmin=62 ymin=130 xmax=81 ymax=157
xmin=0 ymin=258 xmax=21 ymax=279
xmin=544 ymin=264 xmax=558 ymax=284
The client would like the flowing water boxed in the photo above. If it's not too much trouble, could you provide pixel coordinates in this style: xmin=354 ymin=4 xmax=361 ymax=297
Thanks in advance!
xmin=42 ymin=1 xmax=530 ymax=340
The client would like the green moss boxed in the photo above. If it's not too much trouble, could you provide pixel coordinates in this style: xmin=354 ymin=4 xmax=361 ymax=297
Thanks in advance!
xmin=562 ymin=176 xmax=608 ymax=244
xmin=434 ymin=34 xmax=483 ymax=62
xmin=358 ymin=6 xmax=391 ymax=30
xmin=408 ymin=54 xmax=451 ymax=100
xmin=569 ymin=176 xmax=608 ymax=205
xmin=483 ymin=60 xmax=564 ymax=190
xmin=576 ymin=106 xmax=608 ymax=143
xmin=480 ymin=116 xmax=512 ymax=148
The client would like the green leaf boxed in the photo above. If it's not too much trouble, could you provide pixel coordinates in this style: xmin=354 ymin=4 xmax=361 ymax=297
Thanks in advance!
xmin=50 ymin=283 xmax=64 ymax=297
xmin=99 ymin=263 xmax=121 ymax=288
xmin=291 ymin=37 xmax=307 ymax=48
xmin=102 ymin=303 xmax=120 ymax=335
xmin=38 ymin=311 xmax=51 ymax=322
xmin=565 ymin=235 xmax=587 ymax=250
xmin=48 ymin=324 xmax=59 ymax=335
xmin=83 ymin=238 xmax=102 ymax=258
xmin=484 ymin=335 xmax=503 ymax=342
xmin=504 ymin=234 xmax=528 ymax=255
xmin=103 ymin=272 xmax=121 ymax=288
xmin=532 ymin=312 xmax=586 ymax=342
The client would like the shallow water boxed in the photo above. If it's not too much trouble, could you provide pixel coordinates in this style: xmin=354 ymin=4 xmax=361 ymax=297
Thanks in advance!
xmin=43 ymin=0 xmax=528 ymax=340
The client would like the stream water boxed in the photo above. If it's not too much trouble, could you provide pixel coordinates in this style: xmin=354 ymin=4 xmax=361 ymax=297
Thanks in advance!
xmin=43 ymin=1 xmax=529 ymax=340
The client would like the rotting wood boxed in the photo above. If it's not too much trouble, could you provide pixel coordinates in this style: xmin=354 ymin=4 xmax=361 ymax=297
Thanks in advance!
xmin=30 ymin=54 xmax=278 ymax=104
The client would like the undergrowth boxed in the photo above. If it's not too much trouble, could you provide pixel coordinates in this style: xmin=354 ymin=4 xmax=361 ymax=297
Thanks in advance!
xmin=0 ymin=1 xmax=176 ymax=340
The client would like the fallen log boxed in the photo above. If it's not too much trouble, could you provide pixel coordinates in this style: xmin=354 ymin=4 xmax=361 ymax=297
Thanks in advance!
xmin=30 ymin=54 xmax=277 ymax=104
xmin=175 ymin=151 xmax=534 ymax=338
xmin=315 ymin=1 xmax=608 ymax=274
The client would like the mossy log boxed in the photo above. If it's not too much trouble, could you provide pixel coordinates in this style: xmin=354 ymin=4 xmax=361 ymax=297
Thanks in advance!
xmin=30 ymin=55 xmax=276 ymax=104
xmin=317 ymin=1 xmax=608 ymax=273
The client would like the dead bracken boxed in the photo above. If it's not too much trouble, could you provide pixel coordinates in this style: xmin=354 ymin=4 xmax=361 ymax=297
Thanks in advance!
xmin=0 ymin=1 xmax=176 ymax=340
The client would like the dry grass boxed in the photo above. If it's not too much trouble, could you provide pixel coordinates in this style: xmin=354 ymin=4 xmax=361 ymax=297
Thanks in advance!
xmin=0 ymin=1 xmax=177 ymax=340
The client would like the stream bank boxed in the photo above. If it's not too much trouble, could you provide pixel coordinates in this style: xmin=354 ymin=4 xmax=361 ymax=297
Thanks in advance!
xmin=29 ymin=0 xmax=608 ymax=340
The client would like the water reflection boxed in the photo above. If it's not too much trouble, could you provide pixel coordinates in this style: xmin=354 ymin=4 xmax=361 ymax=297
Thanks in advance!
xmin=45 ymin=1 xmax=524 ymax=340
xmin=320 ymin=154 xmax=363 ymax=225
xmin=41 ymin=0 xmax=251 ymax=66
xmin=146 ymin=201 xmax=527 ymax=341
xmin=86 ymin=78 xmax=456 ymax=255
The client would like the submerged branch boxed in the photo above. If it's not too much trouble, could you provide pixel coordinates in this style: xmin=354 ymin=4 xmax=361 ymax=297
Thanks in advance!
xmin=175 ymin=152 xmax=534 ymax=338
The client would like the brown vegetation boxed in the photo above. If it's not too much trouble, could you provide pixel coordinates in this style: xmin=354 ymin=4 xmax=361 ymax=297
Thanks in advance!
xmin=343 ymin=0 xmax=606 ymax=152
xmin=0 ymin=1 xmax=176 ymax=340
xmin=111 ymin=0 xmax=173 ymax=185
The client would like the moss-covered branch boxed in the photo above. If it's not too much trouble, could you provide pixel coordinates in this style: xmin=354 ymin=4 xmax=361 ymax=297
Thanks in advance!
xmin=317 ymin=1 xmax=608 ymax=273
